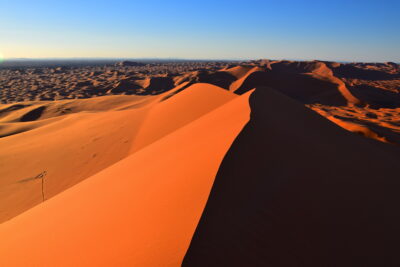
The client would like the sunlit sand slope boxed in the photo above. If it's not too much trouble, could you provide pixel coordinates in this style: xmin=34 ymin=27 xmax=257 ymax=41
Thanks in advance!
xmin=0 ymin=91 xmax=252 ymax=266
xmin=0 ymin=83 xmax=236 ymax=223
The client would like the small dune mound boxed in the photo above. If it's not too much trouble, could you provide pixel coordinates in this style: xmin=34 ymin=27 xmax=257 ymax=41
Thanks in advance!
xmin=20 ymin=106 xmax=47 ymax=122
xmin=108 ymin=79 xmax=142 ymax=94
xmin=222 ymin=65 xmax=255 ymax=79
xmin=0 ymin=104 xmax=52 ymax=124
xmin=0 ymin=104 xmax=30 ymax=119
xmin=145 ymin=77 xmax=175 ymax=93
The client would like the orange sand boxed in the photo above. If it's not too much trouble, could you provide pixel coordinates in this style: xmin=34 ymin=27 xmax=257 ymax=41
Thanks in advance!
xmin=0 ymin=88 xmax=251 ymax=266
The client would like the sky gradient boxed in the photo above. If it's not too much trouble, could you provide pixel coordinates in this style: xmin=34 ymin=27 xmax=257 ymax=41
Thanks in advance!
xmin=0 ymin=0 xmax=399 ymax=62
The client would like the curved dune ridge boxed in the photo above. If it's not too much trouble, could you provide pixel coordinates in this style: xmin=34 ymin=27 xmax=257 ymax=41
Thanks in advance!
xmin=0 ymin=60 xmax=399 ymax=265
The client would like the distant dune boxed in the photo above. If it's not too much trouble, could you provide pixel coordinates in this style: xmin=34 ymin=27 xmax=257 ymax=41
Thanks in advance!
xmin=0 ymin=60 xmax=399 ymax=266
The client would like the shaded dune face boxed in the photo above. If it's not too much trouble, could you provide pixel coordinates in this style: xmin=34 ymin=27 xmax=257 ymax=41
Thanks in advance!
xmin=19 ymin=106 xmax=47 ymax=122
xmin=174 ymin=70 xmax=237 ymax=90
xmin=234 ymin=70 xmax=349 ymax=105
xmin=217 ymin=61 xmax=399 ymax=145
xmin=329 ymin=63 xmax=400 ymax=108
xmin=183 ymin=88 xmax=400 ymax=266
xmin=230 ymin=61 xmax=360 ymax=106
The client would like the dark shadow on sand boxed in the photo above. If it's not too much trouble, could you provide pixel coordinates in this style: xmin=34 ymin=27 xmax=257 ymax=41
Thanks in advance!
xmin=183 ymin=87 xmax=400 ymax=266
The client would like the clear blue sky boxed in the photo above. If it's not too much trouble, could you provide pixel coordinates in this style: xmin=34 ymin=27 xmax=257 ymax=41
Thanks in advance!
xmin=0 ymin=0 xmax=399 ymax=62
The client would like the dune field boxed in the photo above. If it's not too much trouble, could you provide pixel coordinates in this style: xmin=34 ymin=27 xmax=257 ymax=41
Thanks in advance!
xmin=0 ymin=60 xmax=399 ymax=266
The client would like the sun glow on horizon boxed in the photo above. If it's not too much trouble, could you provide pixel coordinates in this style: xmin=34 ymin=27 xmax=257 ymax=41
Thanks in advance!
xmin=0 ymin=52 xmax=4 ymax=64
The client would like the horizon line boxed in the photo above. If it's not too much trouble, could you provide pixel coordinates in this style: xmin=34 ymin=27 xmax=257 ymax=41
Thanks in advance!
xmin=1 ymin=57 xmax=398 ymax=64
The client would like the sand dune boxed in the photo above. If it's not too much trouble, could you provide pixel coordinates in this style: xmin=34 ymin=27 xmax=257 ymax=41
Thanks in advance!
xmin=227 ymin=66 xmax=264 ymax=92
xmin=173 ymin=70 xmax=236 ymax=89
xmin=0 ymin=95 xmax=154 ymax=222
xmin=0 ymin=83 xmax=237 ymax=223
xmin=231 ymin=61 xmax=360 ymax=106
xmin=0 ymin=59 xmax=399 ymax=266
xmin=223 ymin=65 xmax=256 ymax=79
xmin=0 ymin=90 xmax=252 ymax=266
xmin=183 ymin=87 xmax=400 ymax=266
